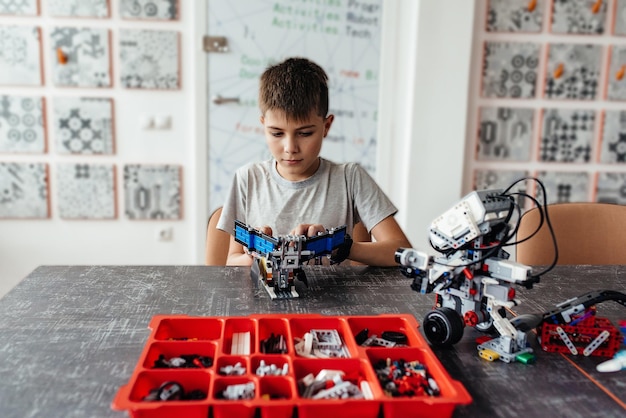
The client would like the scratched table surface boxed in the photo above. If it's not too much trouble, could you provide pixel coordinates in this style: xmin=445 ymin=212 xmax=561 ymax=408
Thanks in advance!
xmin=0 ymin=265 xmax=624 ymax=418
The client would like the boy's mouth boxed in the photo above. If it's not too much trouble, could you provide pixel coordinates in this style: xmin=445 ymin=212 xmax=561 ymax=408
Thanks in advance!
xmin=283 ymin=159 xmax=302 ymax=165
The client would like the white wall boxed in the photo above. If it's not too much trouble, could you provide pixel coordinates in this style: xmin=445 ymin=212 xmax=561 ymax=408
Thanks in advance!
xmin=0 ymin=2 xmax=206 ymax=297
xmin=377 ymin=0 xmax=475 ymax=250
xmin=0 ymin=0 xmax=476 ymax=297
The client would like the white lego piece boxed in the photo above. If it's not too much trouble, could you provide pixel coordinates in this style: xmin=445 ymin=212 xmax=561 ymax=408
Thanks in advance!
xmin=583 ymin=330 xmax=610 ymax=356
xmin=361 ymin=335 xmax=378 ymax=347
xmin=256 ymin=360 xmax=267 ymax=376
xmin=243 ymin=331 xmax=251 ymax=355
xmin=295 ymin=333 xmax=316 ymax=358
xmin=477 ymin=338 xmax=533 ymax=363
xmin=220 ymin=362 xmax=246 ymax=376
xmin=372 ymin=337 xmax=396 ymax=347
xmin=232 ymin=332 xmax=240 ymax=354
xmin=556 ymin=326 xmax=578 ymax=355
xmin=360 ymin=381 xmax=374 ymax=400
xmin=255 ymin=360 xmax=289 ymax=376
xmin=301 ymin=373 xmax=315 ymax=387
xmin=314 ymin=369 xmax=345 ymax=382
xmin=222 ymin=382 xmax=255 ymax=400
xmin=304 ymin=332 xmax=313 ymax=356
xmin=312 ymin=381 xmax=363 ymax=400
xmin=596 ymin=350 xmax=626 ymax=372
xmin=396 ymin=248 xmax=430 ymax=271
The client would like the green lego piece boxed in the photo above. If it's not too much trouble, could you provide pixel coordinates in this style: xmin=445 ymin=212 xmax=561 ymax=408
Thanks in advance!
xmin=516 ymin=352 xmax=536 ymax=364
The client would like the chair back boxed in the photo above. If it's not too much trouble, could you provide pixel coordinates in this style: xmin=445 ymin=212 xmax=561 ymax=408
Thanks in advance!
xmin=205 ymin=207 xmax=231 ymax=265
xmin=516 ymin=202 xmax=626 ymax=265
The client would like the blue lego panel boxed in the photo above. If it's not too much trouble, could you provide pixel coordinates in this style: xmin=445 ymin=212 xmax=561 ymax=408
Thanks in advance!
xmin=234 ymin=220 xmax=278 ymax=254
xmin=303 ymin=226 xmax=346 ymax=255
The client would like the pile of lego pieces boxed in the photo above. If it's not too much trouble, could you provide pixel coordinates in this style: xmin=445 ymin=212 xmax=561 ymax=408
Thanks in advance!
xmin=255 ymin=359 xmax=289 ymax=376
xmin=373 ymin=358 xmax=440 ymax=397
xmin=219 ymin=382 xmax=255 ymax=400
xmin=152 ymin=354 xmax=213 ymax=368
xmin=260 ymin=333 xmax=287 ymax=353
xmin=297 ymin=369 xmax=373 ymax=400
xmin=294 ymin=329 xmax=350 ymax=358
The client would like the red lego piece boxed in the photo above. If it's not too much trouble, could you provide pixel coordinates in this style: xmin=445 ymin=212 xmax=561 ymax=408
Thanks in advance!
xmin=540 ymin=315 xmax=622 ymax=358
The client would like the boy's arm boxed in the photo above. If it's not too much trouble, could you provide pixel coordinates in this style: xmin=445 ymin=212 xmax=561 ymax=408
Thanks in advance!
xmin=348 ymin=216 xmax=412 ymax=266
xmin=226 ymin=235 xmax=254 ymax=266
xmin=225 ymin=225 xmax=274 ymax=266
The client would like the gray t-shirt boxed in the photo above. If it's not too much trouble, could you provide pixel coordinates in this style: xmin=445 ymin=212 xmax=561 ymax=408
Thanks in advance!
xmin=217 ymin=158 xmax=397 ymax=237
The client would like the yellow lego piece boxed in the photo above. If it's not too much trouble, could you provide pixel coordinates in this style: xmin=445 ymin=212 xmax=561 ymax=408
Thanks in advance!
xmin=478 ymin=348 xmax=500 ymax=362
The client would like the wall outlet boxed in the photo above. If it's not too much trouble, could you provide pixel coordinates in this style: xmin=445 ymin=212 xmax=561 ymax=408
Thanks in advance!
xmin=155 ymin=226 xmax=173 ymax=241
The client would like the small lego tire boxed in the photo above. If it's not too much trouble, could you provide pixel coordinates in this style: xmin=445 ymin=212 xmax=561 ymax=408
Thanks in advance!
xmin=475 ymin=307 xmax=506 ymax=333
xmin=423 ymin=307 xmax=464 ymax=348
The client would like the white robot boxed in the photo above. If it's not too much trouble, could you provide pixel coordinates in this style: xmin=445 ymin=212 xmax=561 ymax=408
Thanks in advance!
xmin=396 ymin=189 xmax=540 ymax=364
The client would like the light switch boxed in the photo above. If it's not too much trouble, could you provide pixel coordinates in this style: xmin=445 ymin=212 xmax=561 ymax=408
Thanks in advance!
xmin=154 ymin=115 xmax=172 ymax=130
xmin=140 ymin=114 xmax=155 ymax=130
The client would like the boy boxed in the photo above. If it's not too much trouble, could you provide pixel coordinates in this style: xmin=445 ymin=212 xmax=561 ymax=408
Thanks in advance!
xmin=217 ymin=57 xmax=411 ymax=266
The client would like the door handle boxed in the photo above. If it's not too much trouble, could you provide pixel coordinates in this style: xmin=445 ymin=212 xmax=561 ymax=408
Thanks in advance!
xmin=212 ymin=95 xmax=240 ymax=105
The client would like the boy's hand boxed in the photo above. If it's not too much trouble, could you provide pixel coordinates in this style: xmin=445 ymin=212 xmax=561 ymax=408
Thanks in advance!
xmin=291 ymin=224 xmax=326 ymax=237
xmin=256 ymin=226 xmax=273 ymax=236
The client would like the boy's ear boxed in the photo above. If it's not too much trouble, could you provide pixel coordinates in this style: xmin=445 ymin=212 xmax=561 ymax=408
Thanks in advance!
xmin=260 ymin=115 xmax=265 ymax=125
xmin=324 ymin=114 xmax=334 ymax=137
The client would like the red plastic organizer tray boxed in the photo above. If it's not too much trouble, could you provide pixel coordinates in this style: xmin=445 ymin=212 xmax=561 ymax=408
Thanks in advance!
xmin=112 ymin=314 xmax=471 ymax=418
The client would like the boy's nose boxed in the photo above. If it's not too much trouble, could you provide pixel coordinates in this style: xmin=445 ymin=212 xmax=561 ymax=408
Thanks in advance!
xmin=284 ymin=136 xmax=299 ymax=153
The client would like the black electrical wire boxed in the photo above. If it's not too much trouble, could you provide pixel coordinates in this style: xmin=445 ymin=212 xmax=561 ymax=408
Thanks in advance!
xmin=502 ymin=177 xmax=559 ymax=278
xmin=428 ymin=177 xmax=559 ymax=281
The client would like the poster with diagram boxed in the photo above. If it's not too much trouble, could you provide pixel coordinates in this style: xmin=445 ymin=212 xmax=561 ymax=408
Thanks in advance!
xmin=207 ymin=0 xmax=383 ymax=211
xmin=0 ymin=162 xmax=49 ymax=218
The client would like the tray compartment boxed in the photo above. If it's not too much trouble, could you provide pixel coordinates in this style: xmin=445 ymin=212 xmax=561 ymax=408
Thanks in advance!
xmin=122 ymin=369 xmax=211 ymax=418
xmin=142 ymin=341 xmax=216 ymax=370
xmin=216 ymin=355 xmax=249 ymax=376
xmin=366 ymin=347 xmax=472 ymax=418
xmin=223 ymin=317 xmax=256 ymax=355
xmin=212 ymin=376 xmax=258 ymax=418
xmin=257 ymin=377 xmax=297 ymax=418
xmin=293 ymin=358 xmax=380 ymax=418
xmin=289 ymin=317 xmax=356 ymax=358
xmin=347 ymin=315 xmax=424 ymax=348
xmin=258 ymin=317 xmax=291 ymax=354
xmin=258 ymin=376 xmax=294 ymax=400
xmin=251 ymin=354 xmax=291 ymax=377
xmin=153 ymin=317 xmax=222 ymax=341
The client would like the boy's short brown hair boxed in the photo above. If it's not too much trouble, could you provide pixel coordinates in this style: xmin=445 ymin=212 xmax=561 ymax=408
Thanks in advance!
xmin=259 ymin=57 xmax=329 ymax=121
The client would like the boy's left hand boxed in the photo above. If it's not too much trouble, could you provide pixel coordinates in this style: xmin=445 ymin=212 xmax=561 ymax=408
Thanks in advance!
xmin=291 ymin=224 xmax=326 ymax=237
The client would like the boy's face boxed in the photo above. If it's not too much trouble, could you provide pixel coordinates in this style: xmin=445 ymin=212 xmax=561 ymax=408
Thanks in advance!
xmin=261 ymin=109 xmax=334 ymax=181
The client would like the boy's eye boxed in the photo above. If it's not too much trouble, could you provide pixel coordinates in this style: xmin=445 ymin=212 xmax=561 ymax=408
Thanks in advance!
xmin=298 ymin=131 xmax=313 ymax=137
xmin=271 ymin=132 xmax=283 ymax=137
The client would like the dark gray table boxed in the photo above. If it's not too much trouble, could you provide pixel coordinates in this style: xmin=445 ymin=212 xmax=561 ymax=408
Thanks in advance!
xmin=0 ymin=265 xmax=624 ymax=418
